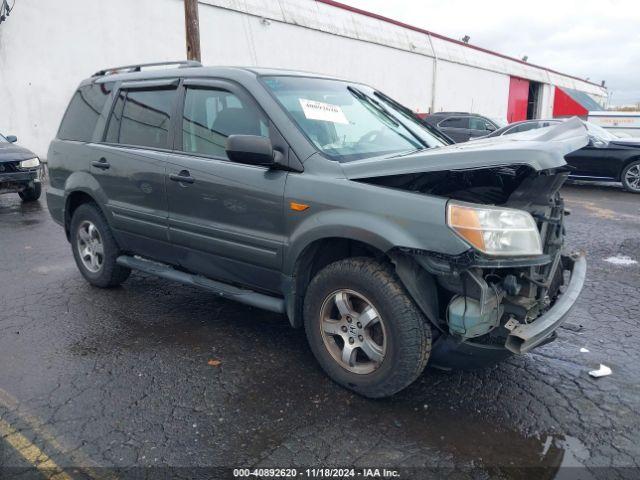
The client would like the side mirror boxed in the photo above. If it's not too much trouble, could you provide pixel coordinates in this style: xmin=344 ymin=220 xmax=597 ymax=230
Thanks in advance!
xmin=226 ymin=135 xmax=277 ymax=167
xmin=485 ymin=124 xmax=496 ymax=132
xmin=6 ymin=135 xmax=17 ymax=143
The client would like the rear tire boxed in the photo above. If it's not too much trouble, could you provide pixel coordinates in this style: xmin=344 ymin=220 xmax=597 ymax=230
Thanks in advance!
xmin=18 ymin=182 xmax=41 ymax=202
xmin=70 ymin=203 xmax=130 ymax=288
xmin=622 ymin=160 xmax=640 ymax=193
xmin=304 ymin=257 xmax=431 ymax=398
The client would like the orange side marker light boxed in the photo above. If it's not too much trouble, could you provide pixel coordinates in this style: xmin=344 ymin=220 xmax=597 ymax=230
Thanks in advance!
xmin=290 ymin=201 xmax=310 ymax=212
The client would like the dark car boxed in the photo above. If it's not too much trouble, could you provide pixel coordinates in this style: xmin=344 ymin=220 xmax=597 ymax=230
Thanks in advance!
xmin=0 ymin=133 xmax=42 ymax=201
xmin=47 ymin=61 xmax=587 ymax=398
xmin=423 ymin=112 xmax=502 ymax=143
xmin=480 ymin=119 xmax=640 ymax=193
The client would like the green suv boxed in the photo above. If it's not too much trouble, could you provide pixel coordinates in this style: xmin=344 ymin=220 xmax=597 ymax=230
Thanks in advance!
xmin=47 ymin=61 xmax=587 ymax=398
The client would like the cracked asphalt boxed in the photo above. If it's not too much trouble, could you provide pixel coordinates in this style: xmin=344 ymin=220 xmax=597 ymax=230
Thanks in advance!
xmin=0 ymin=181 xmax=639 ymax=479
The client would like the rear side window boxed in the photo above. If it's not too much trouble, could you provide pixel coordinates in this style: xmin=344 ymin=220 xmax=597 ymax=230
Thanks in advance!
xmin=105 ymin=88 xmax=176 ymax=149
xmin=58 ymin=83 xmax=113 ymax=141
xmin=182 ymin=87 xmax=268 ymax=159
xmin=440 ymin=117 xmax=469 ymax=129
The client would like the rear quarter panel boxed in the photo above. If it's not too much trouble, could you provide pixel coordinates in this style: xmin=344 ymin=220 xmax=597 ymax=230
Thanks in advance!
xmin=46 ymin=139 xmax=109 ymax=228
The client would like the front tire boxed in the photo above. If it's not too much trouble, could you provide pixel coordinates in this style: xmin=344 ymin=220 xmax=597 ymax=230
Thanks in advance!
xmin=622 ymin=160 xmax=640 ymax=193
xmin=304 ymin=258 xmax=431 ymax=398
xmin=70 ymin=203 xmax=130 ymax=288
xmin=18 ymin=182 xmax=41 ymax=202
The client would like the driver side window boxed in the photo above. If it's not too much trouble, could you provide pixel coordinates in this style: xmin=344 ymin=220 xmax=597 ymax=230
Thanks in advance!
xmin=440 ymin=116 xmax=469 ymax=129
xmin=182 ymin=87 xmax=269 ymax=160
xmin=469 ymin=117 xmax=491 ymax=131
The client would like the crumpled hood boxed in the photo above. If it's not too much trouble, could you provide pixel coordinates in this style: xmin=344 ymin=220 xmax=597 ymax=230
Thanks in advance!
xmin=609 ymin=138 xmax=640 ymax=148
xmin=341 ymin=117 xmax=589 ymax=180
xmin=0 ymin=143 xmax=37 ymax=163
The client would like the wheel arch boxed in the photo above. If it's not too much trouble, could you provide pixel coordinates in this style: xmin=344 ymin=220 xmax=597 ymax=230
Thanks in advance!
xmin=284 ymin=234 xmax=441 ymax=333
xmin=62 ymin=171 xmax=109 ymax=239
xmin=285 ymin=236 xmax=389 ymax=328
xmin=64 ymin=189 xmax=106 ymax=239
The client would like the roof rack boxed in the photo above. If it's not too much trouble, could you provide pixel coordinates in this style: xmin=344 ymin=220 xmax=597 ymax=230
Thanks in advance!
xmin=92 ymin=60 xmax=202 ymax=77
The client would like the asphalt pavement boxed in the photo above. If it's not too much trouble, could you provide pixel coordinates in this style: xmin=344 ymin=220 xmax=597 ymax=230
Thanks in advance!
xmin=0 ymin=181 xmax=638 ymax=479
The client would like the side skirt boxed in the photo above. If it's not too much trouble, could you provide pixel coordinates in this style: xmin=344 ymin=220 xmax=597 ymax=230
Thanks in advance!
xmin=116 ymin=255 xmax=285 ymax=314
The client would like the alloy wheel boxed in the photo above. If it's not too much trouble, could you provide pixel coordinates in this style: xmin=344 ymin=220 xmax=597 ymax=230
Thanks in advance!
xmin=77 ymin=220 xmax=104 ymax=273
xmin=319 ymin=289 xmax=387 ymax=374
xmin=625 ymin=164 xmax=640 ymax=192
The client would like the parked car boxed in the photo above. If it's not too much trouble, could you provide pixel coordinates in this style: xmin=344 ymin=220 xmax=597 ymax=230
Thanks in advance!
xmin=0 ymin=133 xmax=42 ymax=201
xmin=479 ymin=119 xmax=640 ymax=193
xmin=48 ymin=62 xmax=587 ymax=398
xmin=423 ymin=112 xmax=503 ymax=143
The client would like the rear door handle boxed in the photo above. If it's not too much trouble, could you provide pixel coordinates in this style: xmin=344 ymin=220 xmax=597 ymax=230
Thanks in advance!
xmin=169 ymin=170 xmax=195 ymax=184
xmin=91 ymin=158 xmax=110 ymax=170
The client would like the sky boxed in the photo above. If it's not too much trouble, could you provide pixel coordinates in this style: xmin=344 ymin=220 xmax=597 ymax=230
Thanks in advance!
xmin=338 ymin=0 xmax=640 ymax=107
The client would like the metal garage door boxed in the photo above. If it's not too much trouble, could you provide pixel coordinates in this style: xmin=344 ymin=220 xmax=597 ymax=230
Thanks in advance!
xmin=507 ymin=77 xmax=529 ymax=123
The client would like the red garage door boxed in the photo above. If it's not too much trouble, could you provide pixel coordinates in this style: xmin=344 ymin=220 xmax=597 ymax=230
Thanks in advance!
xmin=507 ymin=77 xmax=529 ymax=123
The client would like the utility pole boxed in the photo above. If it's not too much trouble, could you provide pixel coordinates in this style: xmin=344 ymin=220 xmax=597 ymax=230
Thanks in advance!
xmin=184 ymin=0 xmax=201 ymax=62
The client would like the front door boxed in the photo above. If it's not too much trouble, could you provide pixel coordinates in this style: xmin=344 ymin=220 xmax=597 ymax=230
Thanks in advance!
xmin=438 ymin=116 xmax=470 ymax=143
xmin=565 ymin=144 xmax=619 ymax=180
xmin=468 ymin=117 xmax=495 ymax=139
xmin=165 ymin=80 xmax=287 ymax=293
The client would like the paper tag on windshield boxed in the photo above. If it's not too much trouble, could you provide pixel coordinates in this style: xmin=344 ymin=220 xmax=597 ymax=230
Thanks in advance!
xmin=299 ymin=98 xmax=348 ymax=124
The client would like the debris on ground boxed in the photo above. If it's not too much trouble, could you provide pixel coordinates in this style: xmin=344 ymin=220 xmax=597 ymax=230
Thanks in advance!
xmin=588 ymin=364 xmax=612 ymax=378
xmin=580 ymin=348 xmax=589 ymax=353
xmin=604 ymin=255 xmax=637 ymax=266
xmin=561 ymin=323 xmax=584 ymax=332
xmin=207 ymin=359 xmax=222 ymax=367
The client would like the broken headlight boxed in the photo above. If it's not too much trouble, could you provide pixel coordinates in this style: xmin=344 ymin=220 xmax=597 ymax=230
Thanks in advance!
xmin=447 ymin=201 xmax=542 ymax=256
xmin=19 ymin=157 xmax=40 ymax=169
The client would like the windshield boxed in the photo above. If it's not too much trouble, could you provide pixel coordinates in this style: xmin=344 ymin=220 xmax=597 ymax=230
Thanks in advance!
xmin=583 ymin=121 xmax=618 ymax=142
xmin=262 ymin=76 xmax=446 ymax=161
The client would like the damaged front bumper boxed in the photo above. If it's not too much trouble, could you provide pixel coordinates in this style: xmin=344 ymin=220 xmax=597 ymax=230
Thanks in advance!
xmin=504 ymin=253 xmax=586 ymax=354
xmin=0 ymin=169 xmax=40 ymax=194
xmin=394 ymin=248 xmax=587 ymax=369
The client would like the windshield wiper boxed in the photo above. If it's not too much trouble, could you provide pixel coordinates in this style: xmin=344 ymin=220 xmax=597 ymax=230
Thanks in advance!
xmin=388 ymin=147 xmax=426 ymax=158
xmin=348 ymin=86 xmax=399 ymax=127
xmin=347 ymin=86 xmax=427 ymax=150
xmin=374 ymin=91 xmax=452 ymax=145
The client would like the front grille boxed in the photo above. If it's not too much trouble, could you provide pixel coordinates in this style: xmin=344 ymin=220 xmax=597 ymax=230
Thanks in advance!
xmin=0 ymin=162 xmax=19 ymax=173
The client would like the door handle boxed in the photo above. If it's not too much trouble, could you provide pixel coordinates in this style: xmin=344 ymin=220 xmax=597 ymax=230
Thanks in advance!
xmin=91 ymin=158 xmax=110 ymax=170
xmin=169 ymin=170 xmax=195 ymax=184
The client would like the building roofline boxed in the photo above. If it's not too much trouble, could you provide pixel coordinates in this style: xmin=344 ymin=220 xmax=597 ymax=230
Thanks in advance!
xmin=316 ymin=0 xmax=603 ymax=89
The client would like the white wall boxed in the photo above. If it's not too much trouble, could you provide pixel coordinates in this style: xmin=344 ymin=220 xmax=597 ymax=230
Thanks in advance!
xmin=0 ymin=0 xmax=607 ymax=158
xmin=0 ymin=0 xmax=185 ymax=157
xmin=198 ymin=6 xmax=434 ymax=113
xmin=432 ymin=61 xmax=510 ymax=120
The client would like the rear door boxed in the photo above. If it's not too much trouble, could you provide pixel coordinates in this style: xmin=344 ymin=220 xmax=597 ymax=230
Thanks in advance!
xmin=165 ymin=79 xmax=288 ymax=293
xmin=91 ymin=80 xmax=178 ymax=260
xmin=437 ymin=116 xmax=470 ymax=143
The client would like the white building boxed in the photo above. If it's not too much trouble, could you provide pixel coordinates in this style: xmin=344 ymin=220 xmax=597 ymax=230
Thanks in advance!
xmin=0 ymin=0 xmax=607 ymax=157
